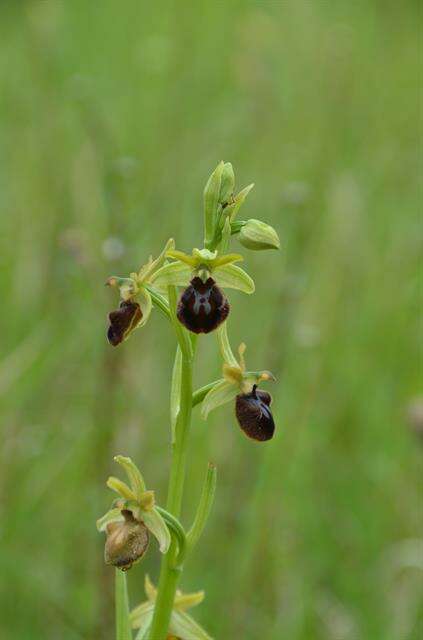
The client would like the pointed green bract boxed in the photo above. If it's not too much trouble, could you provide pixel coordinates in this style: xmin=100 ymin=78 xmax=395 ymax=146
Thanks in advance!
xmin=213 ymin=263 xmax=255 ymax=294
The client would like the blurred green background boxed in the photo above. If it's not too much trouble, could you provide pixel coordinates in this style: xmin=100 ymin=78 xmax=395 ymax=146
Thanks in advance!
xmin=0 ymin=1 xmax=421 ymax=639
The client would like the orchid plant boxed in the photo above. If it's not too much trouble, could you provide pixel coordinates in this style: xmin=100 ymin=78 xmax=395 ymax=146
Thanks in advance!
xmin=98 ymin=161 xmax=280 ymax=639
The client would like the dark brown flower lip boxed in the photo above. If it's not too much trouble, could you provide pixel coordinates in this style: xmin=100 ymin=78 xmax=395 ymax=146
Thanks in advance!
xmin=176 ymin=276 xmax=230 ymax=334
xmin=107 ymin=300 xmax=143 ymax=346
xmin=235 ymin=385 xmax=275 ymax=442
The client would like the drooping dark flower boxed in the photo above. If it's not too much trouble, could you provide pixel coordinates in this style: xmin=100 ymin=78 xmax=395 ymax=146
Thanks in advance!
xmin=107 ymin=300 xmax=143 ymax=346
xmin=104 ymin=509 xmax=149 ymax=571
xmin=177 ymin=277 xmax=229 ymax=334
xmin=235 ymin=384 xmax=275 ymax=441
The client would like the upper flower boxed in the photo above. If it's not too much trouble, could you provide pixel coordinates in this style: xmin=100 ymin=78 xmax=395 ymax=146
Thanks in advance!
xmin=150 ymin=247 xmax=255 ymax=295
xmin=130 ymin=574 xmax=212 ymax=640
xmin=106 ymin=238 xmax=174 ymax=345
xmin=96 ymin=455 xmax=171 ymax=570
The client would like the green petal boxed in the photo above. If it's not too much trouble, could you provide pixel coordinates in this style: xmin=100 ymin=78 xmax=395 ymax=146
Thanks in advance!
xmin=170 ymin=346 xmax=182 ymax=444
xmin=211 ymin=252 xmax=243 ymax=268
xmin=213 ymin=264 xmax=255 ymax=294
xmin=114 ymin=455 xmax=146 ymax=499
xmin=151 ymin=261 xmax=192 ymax=288
xmin=201 ymin=380 xmax=238 ymax=419
xmin=170 ymin=610 xmax=213 ymax=640
xmin=166 ymin=249 xmax=197 ymax=266
xmin=141 ymin=506 xmax=171 ymax=553
xmin=96 ymin=508 xmax=124 ymax=532
xmin=138 ymin=288 xmax=152 ymax=327
xmin=107 ymin=476 xmax=137 ymax=501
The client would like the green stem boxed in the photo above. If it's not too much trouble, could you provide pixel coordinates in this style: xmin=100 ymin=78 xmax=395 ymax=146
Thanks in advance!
xmin=148 ymin=286 xmax=195 ymax=640
xmin=115 ymin=569 xmax=132 ymax=640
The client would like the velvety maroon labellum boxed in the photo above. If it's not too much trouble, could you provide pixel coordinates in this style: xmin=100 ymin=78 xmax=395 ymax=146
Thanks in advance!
xmin=177 ymin=277 xmax=230 ymax=334
xmin=235 ymin=385 xmax=275 ymax=441
xmin=107 ymin=300 xmax=142 ymax=346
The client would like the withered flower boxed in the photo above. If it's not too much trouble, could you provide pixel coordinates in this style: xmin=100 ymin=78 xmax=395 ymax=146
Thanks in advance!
xmin=107 ymin=300 xmax=143 ymax=346
xmin=105 ymin=509 xmax=149 ymax=571
xmin=97 ymin=456 xmax=171 ymax=571
xmin=177 ymin=276 xmax=229 ymax=334
xmin=235 ymin=384 xmax=275 ymax=441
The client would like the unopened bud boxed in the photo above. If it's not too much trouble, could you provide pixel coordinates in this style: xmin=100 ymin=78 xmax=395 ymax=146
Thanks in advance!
xmin=219 ymin=162 xmax=235 ymax=206
xmin=238 ymin=219 xmax=280 ymax=251
xmin=104 ymin=510 xmax=149 ymax=571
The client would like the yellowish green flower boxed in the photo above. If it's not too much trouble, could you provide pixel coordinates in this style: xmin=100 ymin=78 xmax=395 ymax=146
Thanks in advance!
xmin=106 ymin=238 xmax=174 ymax=345
xmin=130 ymin=575 xmax=212 ymax=640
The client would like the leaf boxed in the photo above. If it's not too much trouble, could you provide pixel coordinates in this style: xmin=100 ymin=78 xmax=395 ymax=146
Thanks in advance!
xmin=170 ymin=610 xmax=213 ymax=640
xmin=213 ymin=263 xmax=255 ymax=294
xmin=141 ymin=506 xmax=171 ymax=553
xmin=170 ymin=346 xmax=182 ymax=443
xmin=114 ymin=455 xmax=146 ymax=499
xmin=201 ymin=379 xmax=238 ymax=419
xmin=96 ymin=508 xmax=124 ymax=532
xmin=151 ymin=261 xmax=192 ymax=288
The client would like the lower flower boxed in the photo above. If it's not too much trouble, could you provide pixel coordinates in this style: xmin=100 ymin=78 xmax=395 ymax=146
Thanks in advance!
xmin=235 ymin=385 xmax=275 ymax=441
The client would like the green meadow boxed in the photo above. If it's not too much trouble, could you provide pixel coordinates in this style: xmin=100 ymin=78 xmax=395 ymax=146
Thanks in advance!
xmin=0 ymin=1 xmax=421 ymax=638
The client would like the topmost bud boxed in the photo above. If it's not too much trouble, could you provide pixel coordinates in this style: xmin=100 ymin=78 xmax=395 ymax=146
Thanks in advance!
xmin=219 ymin=162 xmax=235 ymax=206
xmin=203 ymin=161 xmax=224 ymax=249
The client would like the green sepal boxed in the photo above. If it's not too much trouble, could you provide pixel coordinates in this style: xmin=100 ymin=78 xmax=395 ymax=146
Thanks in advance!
xmin=96 ymin=508 xmax=124 ymax=532
xmin=213 ymin=263 xmax=255 ymax=294
xmin=170 ymin=610 xmax=213 ymax=640
xmin=201 ymin=379 xmax=238 ymax=419
xmin=150 ymin=261 xmax=192 ymax=288
xmin=141 ymin=507 xmax=171 ymax=553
